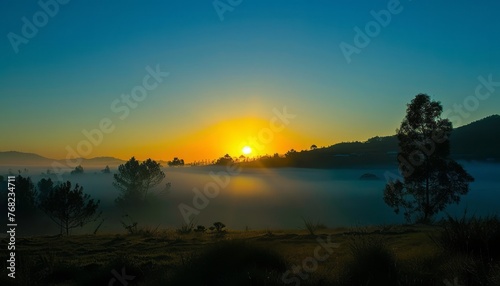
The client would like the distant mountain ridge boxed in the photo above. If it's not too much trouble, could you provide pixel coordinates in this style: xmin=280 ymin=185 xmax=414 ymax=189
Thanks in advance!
xmin=0 ymin=151 xmax=126 ymax=167
xmin=0 ymin=151 xmax=52 ymax=165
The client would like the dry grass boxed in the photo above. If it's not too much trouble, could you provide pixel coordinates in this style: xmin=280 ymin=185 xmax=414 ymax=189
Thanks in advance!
xmin=1 ymin=224 xmax=498 ymax=285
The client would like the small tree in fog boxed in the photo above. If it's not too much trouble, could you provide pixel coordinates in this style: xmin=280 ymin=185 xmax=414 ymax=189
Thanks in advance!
xmin=384 ymin=94 xmax=474 ymax=223
xmin=70 ymin=165 xmax=84 ymax=175
xmin=101 ymin=165 xmax=111 ymax=174
xmin=168 ymin=157 xmax=185 ymax=167
xmin=113 ymin=157 xmax=165 ymax=207
xmin=39 ymin=181 xmax=101 ymax=235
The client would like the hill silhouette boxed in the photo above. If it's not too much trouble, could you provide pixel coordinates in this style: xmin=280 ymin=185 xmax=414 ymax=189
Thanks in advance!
xmin=0 ymin=151 xmax=126 ymax=167
xmin=241 ymin=114 xmax=500 ymax=168
xmin=0 ymin=151 xmax=53 ymax=166
xmin=449 ymin=114 xmax=500 ymax=160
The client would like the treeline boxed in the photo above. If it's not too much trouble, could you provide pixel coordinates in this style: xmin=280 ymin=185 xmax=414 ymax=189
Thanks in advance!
xmin=236 ymin=148 xmax=397 ymax=169
xmin=0 ymin=157 xmax=169 ymax=236
xmin=232 ymin=113 xmax=500 ymax=169
xmin=0 ymin=175 xmax=100 ymax=236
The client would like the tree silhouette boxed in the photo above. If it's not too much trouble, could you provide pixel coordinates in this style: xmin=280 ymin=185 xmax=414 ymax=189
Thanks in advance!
xmin=70 ymin=165 xmax=84 ymax=175
xmin=168 ymin=157 xmax=185 ymax=167
xmin=15 ymin=175 xmax=38 ymax=222
xmin=39 ymin=181 xmax=101 ymax=235
xmin=101 ymin=165 xmax=111 ymax=174
xmin=310 ymin=144 xmax=318 ymax=150
xmin=113 ymin=157 xmax=165 ymax=207
xmin=384 ymin=94 xmax=474 ymax=223
xmin=215 ymin=154 xmax=233 ymax=165
xmin=37 ymin=177 xmax=54 ymax=203
xmin=285 ymin=149 xmax=297 ymax=158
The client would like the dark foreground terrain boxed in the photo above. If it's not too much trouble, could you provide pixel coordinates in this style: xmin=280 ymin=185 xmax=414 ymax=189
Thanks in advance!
xmin=1 ymin=217 xmax=500 ymax=286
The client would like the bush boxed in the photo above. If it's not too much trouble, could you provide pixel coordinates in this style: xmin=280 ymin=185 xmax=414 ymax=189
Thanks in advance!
xmin=176 ymin=219 xmax=195 ymax=235
xmin=167 ymin=240 xmax=287 ymax=285
xmin=434 ymin=212 xmax=500 ymax=261
xmin=340 ymin=234 xmax=398 ymax=285
xmin=194 ymin=225 xmax=206 ymax=233
xmin=433 ymin=212 xmax=500 ymax=285
xmin=211 ymin=222 xmax=227 ymax=238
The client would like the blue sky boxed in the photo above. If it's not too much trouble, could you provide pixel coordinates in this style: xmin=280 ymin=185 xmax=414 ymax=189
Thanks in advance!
xmin=1 ymin=0 xmax=499 ymax=161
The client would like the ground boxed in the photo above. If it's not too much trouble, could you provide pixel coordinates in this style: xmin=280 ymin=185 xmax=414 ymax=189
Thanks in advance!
xmin=2 ymin=224 xmax=472 ymax=285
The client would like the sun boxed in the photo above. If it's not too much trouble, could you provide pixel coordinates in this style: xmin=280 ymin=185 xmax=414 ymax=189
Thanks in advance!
xmin=242 ymin=146 xmax=252 ymax=155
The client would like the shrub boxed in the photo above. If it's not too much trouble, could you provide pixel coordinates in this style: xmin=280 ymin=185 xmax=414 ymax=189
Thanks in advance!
xmin=194 ymin=225 xmax=206 ymax=233
xmin=302 ymin=217 xmax=325 ymax=236
xmin=213 ymin=222 xmax=226 ymax=232
xmin=433 ymin=212 xmax=500 ymax=285
xmin=167 ymin=240 xmax=287 ymax=285
xmin=340 ymin=234 xmax=398 ymax=285
xmin=176 ymin=220 xmax=195 ymax=235
xmin=212 ymin=222 xmax=226 ymax=238
xmin=434 ymin=212 xmax=500 ymax=261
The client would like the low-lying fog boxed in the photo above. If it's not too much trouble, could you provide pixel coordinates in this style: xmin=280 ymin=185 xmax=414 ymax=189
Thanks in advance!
xmin=2 ymin=162 xmax=499 ymax=236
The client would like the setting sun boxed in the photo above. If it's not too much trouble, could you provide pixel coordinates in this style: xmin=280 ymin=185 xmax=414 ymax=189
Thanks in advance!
xmin=242 ymin=146 xmax=252 ymax=155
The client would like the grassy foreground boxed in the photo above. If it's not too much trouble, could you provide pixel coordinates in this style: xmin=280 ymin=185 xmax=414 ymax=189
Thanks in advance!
xmin=1 ymin=224 xmax=499 ymax=285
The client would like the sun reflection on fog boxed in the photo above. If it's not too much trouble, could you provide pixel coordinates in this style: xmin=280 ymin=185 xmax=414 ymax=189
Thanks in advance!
xmin=228 ymin=176 xmax=270 ymax=196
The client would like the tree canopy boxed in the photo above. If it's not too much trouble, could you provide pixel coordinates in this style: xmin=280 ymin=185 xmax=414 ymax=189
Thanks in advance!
xmin=113 ymin=157 xmax=165 ymax=207
xmin=168 ymin=157 xmax=185 ymax=167
xmin=15 ymin=175 xmax=38 ymax=222
xmin=384 ymin=94 xmax=474 ymax=223
xmin=39 ymin=181 xmax=101 ymax=235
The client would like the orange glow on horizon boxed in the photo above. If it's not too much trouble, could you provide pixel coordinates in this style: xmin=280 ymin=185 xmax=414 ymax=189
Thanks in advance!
xmin=148 ymin=117 xmax=306 ymax=163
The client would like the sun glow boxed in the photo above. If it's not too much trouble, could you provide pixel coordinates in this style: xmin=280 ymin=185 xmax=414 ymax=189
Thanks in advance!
xmin=242 ymin=146 xmax=252 ymax=155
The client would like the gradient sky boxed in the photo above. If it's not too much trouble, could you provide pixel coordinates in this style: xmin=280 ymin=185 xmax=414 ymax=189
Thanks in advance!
xmin=1 ymin=0 xmax=499 ymax=162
